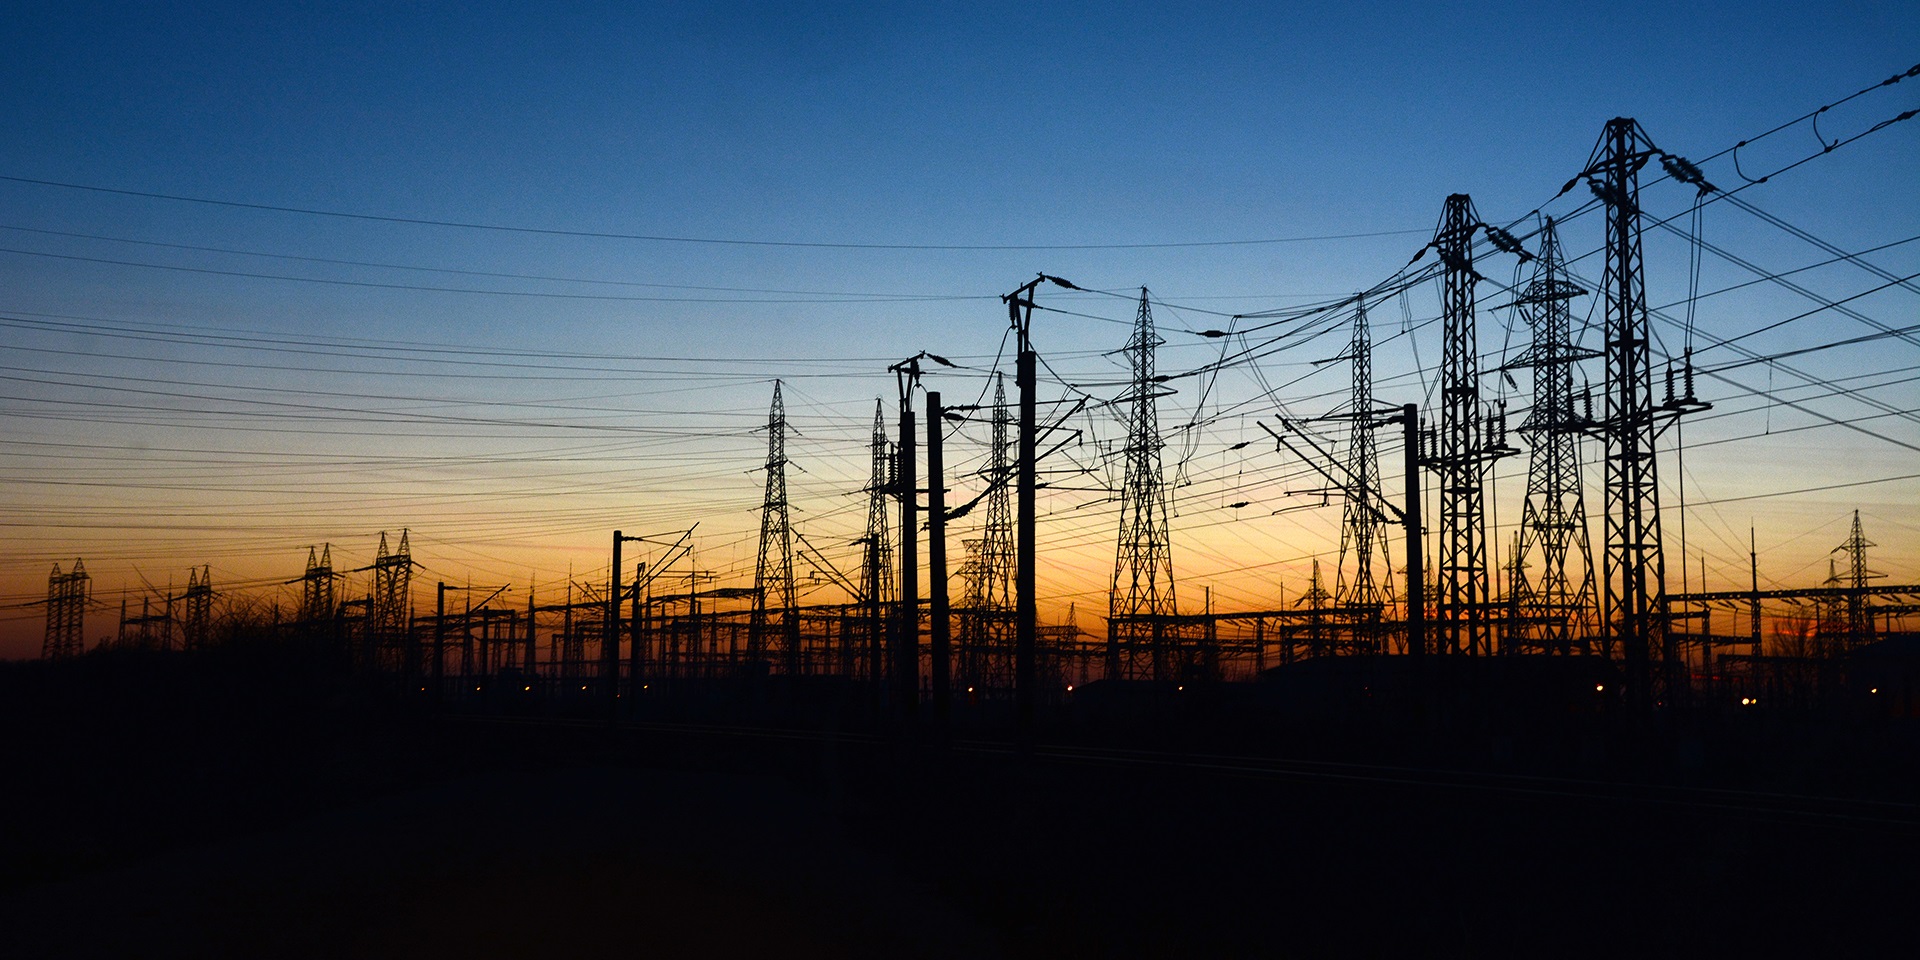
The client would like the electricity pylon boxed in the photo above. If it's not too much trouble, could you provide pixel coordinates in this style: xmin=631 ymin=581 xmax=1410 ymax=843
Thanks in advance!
xmin=1426 ymin=195 xmax=1517 ymax=656
xmin=1108 ymin=288 xmax=1178 ymax=680
xmin=43 ymin=560 xmax=89 ymax=659
xmin=1507 ymin=218 xmax=1599 ymax=653
xmin=750 ymin=380 xmax=800 ymax=674
xmin=1336 ymin=297 xmax=1393 ymax=649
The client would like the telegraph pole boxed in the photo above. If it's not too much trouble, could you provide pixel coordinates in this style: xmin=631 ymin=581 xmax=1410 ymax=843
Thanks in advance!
xmin=891 ymin=357 xmax=922 ymax=721
xmin=927 ymin=390 xmax=951 ymax=729
xmin=608 ymin=530 xmax=644 ymax=716
xmin=1400 ymin=404 xmax=1426 ymax=658
xmin=607 ymin=532 xmax=622 ymax=713
xmin=435 ymin=582 xmax=447 ymax=697
xmin=630 ymin=560 xmax=644 ymax=713
xmin=1003 ymin=273 xmax=1076 ymax=741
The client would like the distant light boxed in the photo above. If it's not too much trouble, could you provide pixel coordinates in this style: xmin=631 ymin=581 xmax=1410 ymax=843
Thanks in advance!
xmin=642 ymin=684 xmax=650 ymax=690
xmin=1871 ymin=687 xmax=1879 ymax=694
xmin=1177 ymin=685 xmax=1184 ymax=692
xmin=1595 ymin=683 xmax=1605 ymax=693
xmin=581 ymin=685 xmax=588 ymax=690
xmin=474 ymin=685 xmax=481 ymax=691
xmin=523 ymin=685 xmax=531 ymax=691
xmin=1066 ymin=684 xmax=1074 ymax=692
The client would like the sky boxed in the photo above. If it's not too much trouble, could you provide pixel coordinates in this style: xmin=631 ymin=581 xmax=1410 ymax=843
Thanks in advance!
xmin=2 ymin=1 xmax=1916 ymax=657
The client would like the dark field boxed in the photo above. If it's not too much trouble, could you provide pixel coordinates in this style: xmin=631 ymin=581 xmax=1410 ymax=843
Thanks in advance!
xmin=3 ymin=651 xmax=1915 ymax=959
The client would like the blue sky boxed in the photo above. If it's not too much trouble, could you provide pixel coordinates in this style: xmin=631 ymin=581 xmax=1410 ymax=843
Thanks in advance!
xmin=1 ymin=1 xmax=1915 ymax=654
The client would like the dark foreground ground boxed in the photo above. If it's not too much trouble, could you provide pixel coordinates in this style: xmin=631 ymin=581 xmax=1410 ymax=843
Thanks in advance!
xmin=3 ymin=652 xmax=1916 ymax=958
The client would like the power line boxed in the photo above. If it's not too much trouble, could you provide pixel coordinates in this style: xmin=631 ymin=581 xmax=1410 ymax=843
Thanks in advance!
xmin=0 ymin=174 xmax=1427 ymax=250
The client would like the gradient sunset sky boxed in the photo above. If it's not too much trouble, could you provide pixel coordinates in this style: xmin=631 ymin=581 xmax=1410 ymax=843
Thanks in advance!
xmin=2 ymin=1 xmax=1916 ymax=656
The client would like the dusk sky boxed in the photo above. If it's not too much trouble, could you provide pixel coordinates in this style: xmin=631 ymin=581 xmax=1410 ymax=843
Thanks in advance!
xmin=3 ymin=1 xmax=1915 ymax=657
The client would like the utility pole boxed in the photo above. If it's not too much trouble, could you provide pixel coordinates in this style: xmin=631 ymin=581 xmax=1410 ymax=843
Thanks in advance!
xmin=891 ymin=355 xmax=924 ymax=721
xmin=608 ymin=531 xmax=643 ymax=715
xmin=1398 ymin=404 xmax=1426 ymax=658
xmin=630 ymin=560 xmax=644 ymax=710
xmin=927 ymin=390 xmax=951 ymax=728
xmin=1749 ymin=527 xmax=1761 ymax=655
xmin=1004 ymin=274 xmax=1077 ymax=740
xmin=436 ymin=582 xmax=447 ymax=697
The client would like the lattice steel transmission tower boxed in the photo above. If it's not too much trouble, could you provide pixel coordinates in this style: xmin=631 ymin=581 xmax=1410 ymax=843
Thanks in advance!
xmin=369 ymin=530 xmax=414 ymax=672
xmin=1580 ymin=119 xmax=1707 ymax=700
xmin=1107 ymin=288 xmax=1179 ymax=680
xmin=1507 ymin=218 xmax=1599 ymax=654
xmin=1425 ymin=195 xmax=1517 ymax=656
xmin=301 ymin=544 xmax=336 ymax=624
xmin=750 ymin=380 xmax=801 ymax=674
xmin=43 ymin=560 xmax=89 ymax=659
xmin=1336 ymin=297 xmax=1393 ymax=643
xmin=181 ymin=565 xmax=212 ymax=651
xmin=860 ymin=400 xmax=895 ymax=681
xmin=1834 ymin=510 xmax=1879 ymax=648
xmin=960 ymin=374 xmax=1017 ymax=690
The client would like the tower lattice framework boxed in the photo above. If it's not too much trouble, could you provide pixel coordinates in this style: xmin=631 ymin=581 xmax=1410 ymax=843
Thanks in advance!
xmin=1586 ymin=119 xmax=1670 ymax=698
xmin=181 ymin=565 xmax=212 ymax=651
xmin=1508 ymin=218 xmax=1599 ymax=653
xmin=1107 ymin=288 xmax=1178 ymax=680
xmin=960 ymin=374 xmax=1017 ymax=690
xmin=750 ymin=380 xmax=801 ymax=674
xmin=370 ymin=530 xmax=414 ymax=672
xmin=43 ymin=560 xmax=89 ymax=659
xmin=1834 ymin=509 xmax=1878 ymax=648
xmin=860 ymin=400 xmax=895 ymax=680
xmin=1426 ymin=195 xmax=1514 ymax=656
xmin=301 ymin=544 xmax=336 ymax=624
xmin=1336 ymin=297 xmax=1394 ymax=648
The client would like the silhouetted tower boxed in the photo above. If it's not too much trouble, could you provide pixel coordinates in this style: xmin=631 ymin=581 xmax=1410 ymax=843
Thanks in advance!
xmin=958 ymin=539 xmax=990 ymax=687
xmin=43 ymin=560 xmax=89 ymax=659
xmin=181 ymin=565 xmax=212 ymax=651
xmin=981 ymin=374 xmax=1017 ymax=681
xmin=984 ymin=375 xmax=1015 ymax=609
xmin=301 ymin=544 xmax=336 ymax=623
xmin=1508 ymin=218 xmax=1599 ymax=653
xmin=750 ymin=380 xmax=801 ymax=674
xmin=1834 ymin=510 xmax=1878 ymax=648
xmin=1301 ymin=557 xmax=1333 ymax=658
xmin=860 ymin=400 xmax=895 ymax=680
xmin=1581 ymin=119 xmax=1708 ymax=700
xmin=119 ymin=593 xmax=169 ymax=651
xmin=370 ymin=530 xmax=414 ymax=671
xmin=959 ymin=374 xmax=1018 ymax=690
xmin=1108 ymin=288 xmax=1178 ymax=680
xmin=1426 ymin=195 xmax=1514 ymax=656
xmin=1336 ymin=297 xmax=1392 ymax=640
